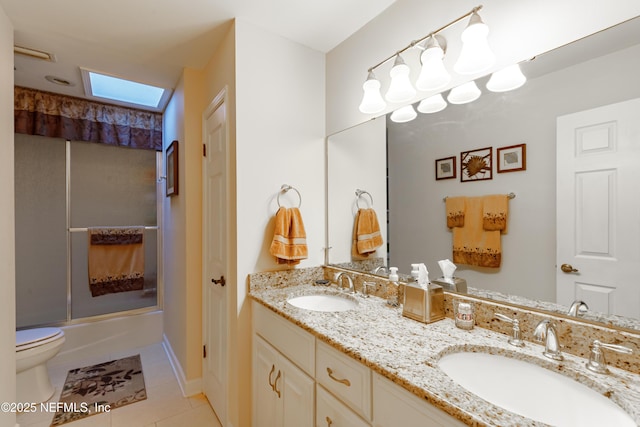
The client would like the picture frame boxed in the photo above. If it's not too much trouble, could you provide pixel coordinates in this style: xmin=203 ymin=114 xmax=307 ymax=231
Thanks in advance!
xmin=435 ymin=156 xmax=456 ymax=180
xmin=166 ymin=140 xmax=179 ymax=197
xmin=497 ymin=143 xmax=527 ymax=173
xmin=460 ymin=146 xmax=492 ymax=182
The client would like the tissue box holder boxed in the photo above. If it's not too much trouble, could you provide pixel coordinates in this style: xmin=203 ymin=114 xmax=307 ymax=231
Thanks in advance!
xmin=402 ymin=283 xmax=444 ymax=324
xmin=432 ymin=277 xmax=467 ymax=294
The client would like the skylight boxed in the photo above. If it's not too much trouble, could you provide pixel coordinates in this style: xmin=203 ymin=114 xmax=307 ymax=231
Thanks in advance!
xmin=81 ymin=68 xmax=171 ymax=111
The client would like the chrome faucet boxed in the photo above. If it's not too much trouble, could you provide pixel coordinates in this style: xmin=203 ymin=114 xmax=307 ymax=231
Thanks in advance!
xmin=335 ymin=272 xmax=355 ymax=294
xmin=533 ymin=319 xmax=563 ymax=361
xmin=567 ymin=300 xmax=589 ymax=317
xmin=373 ymin=266 xmax=387 ymax=275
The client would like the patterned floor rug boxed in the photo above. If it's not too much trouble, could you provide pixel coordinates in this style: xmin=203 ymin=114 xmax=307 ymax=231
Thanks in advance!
xmin=50 ymin=354 xmax=147 ymax=426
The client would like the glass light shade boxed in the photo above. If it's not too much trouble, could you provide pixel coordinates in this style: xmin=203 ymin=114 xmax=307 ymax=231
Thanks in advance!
xmin=358 ymin=72 xmax=387 ymax=114
xmin=486 ymin=64 xmax=527 ymax=92
xmin=453 ymin=12 xmax=496 ymax=75
xmin=417 ymin=93 xmax=447 ymax=114
xmin=416 ymin=37 xmax=451 ymax=92
xmin=385 ymin=55 xmax=416 ymax=103
xmin=390 ymin=105 xmax=417 ymax=123
xmin=447 ymin=81 xmax=481 ymax=104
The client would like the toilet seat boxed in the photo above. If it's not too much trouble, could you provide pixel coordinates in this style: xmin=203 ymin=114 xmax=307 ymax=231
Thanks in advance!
xmin=16 ymin=328 xmax=64 ymax=352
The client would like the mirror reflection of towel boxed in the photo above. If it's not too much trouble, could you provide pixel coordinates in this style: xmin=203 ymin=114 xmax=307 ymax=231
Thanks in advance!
xmin=352 ymin=208 xmax=383 ymax=258
xmin=88 ymin=227 xmax=145 ymax=297
xmin=269 ymin=207 xmax=308 ymax=265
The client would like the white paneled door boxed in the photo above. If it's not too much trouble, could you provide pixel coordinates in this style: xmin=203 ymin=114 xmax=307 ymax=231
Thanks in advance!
xmin=203 ymin=92 xmax=228 ymax=425
xmin=556 ymin=97 xmax=640 ymax=318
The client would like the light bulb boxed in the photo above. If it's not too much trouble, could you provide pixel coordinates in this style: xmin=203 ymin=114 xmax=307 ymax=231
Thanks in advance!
xmin=416 ymin=36 xmax=451 ymax=92
xmin=417 ymin=94 xmax=447 ymax=114
xmin=447 ymin=81 xmax=481 ymax=104
xmin=385 ymin=55 xmax=416 ymax=103
xmin=390 ymin=105 xmax=417 ymax=123
xmin=358 ymin=71 xmax=386 ymax=114
xmin=454 ymin=12 xmax=495 ymax=75
xmin=486 ymin=64 xmax=527 ymax=92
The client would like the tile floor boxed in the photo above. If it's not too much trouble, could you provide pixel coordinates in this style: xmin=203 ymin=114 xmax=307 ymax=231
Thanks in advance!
xmin=17 ymin=342 xmax=222 ymax=427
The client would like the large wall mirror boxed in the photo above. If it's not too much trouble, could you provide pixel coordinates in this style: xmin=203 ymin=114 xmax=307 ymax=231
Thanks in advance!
xmin=327 ymin=16 xmax=640 ymax=332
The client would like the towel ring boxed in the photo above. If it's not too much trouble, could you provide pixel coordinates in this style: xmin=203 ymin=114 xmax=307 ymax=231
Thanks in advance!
xmin=355 ymin=189 xmax=373 ymax=209
xmin=277 ymin=184 xmax=302 ymax=208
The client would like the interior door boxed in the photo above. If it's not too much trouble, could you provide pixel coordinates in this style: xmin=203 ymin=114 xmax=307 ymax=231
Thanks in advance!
xmin=203 ymin=94 xmax=228 ymax=424
xmin=556 ymin=97 xmax=640 ymax=318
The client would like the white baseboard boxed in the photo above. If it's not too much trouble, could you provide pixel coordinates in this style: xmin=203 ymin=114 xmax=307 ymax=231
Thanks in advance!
xmin=162 ymin=334 xmax=202 ymax=397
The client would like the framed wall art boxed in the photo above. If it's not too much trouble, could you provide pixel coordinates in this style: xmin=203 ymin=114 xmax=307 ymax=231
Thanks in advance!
xmin=435 ymin=156 xmax=456 ymax=180
xmin=497 ymin=143 xmax=526 ymax=173
xmin=460 ymin=146 xmax=492 ymax=182
xmin=166 ymin=140 xmax=179 ymax=197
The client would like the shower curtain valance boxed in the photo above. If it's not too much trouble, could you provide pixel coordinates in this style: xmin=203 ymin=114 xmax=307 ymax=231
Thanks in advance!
xmin=14 ymin=86 xmax=162 ymax=151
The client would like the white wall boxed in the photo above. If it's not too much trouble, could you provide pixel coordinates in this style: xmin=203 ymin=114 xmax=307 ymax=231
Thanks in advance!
xmin=326 ymin=0 xmax=640 ymax=135
xmin=386 ymin=44 xmax=640 ymax=302
xmin=0 ymin=5 xmax=16 ymax=427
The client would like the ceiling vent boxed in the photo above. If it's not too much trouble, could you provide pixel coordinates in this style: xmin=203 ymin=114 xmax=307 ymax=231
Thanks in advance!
xmin=14 ymin=46 xmax=56 ymax=62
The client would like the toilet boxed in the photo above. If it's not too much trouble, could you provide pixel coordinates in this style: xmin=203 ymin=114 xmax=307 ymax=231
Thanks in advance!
xmin=16 ymin=327 xmax=65 ymax=403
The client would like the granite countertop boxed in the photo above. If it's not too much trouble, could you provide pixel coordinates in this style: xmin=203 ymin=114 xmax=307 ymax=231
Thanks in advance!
xmin=250 ymin=282 xmax=640 ymax=426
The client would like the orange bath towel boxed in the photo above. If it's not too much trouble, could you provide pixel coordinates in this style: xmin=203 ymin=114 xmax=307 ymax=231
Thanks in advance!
xmin=269 ymin=207 xmax=308 ymax=265
xmin=447 ymin=196 xmax=507 ymax=268
xmin=88 ymin=227 xmax=145 ymax=297
xmin=483 ymin=194 xmax=509 ymax=232
xmin=445 ymin=196 xmax=466 ymax=228
xmin=352 ymin=208 xmax=383 ymax=258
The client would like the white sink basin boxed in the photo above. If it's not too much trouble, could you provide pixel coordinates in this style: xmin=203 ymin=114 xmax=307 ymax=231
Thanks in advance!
xmin=286 ymin=294 xmax=357 ymax=312
xmin=438 ymin=352 xmax=635 ymax=427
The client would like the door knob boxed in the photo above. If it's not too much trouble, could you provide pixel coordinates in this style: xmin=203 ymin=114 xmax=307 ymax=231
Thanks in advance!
xmin=211 ymin=275 xmax=226 ymax=286
xmin=560 ymin=264 xmax=579 ymax=273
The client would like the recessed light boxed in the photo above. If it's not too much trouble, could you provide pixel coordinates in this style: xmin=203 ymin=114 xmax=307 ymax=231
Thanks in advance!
xmin=45 ymin=75 xmax=75 ymax=86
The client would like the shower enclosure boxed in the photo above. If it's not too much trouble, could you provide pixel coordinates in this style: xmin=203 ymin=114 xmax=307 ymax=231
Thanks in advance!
xmin=15 ymin=134 xmax=161 ymax=328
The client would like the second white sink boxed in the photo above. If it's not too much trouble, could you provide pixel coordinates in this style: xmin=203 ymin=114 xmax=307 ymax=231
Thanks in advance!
xmin=438 ymin=351 xmax=635 ymax=427
xmin=286 ymin=294 xmax=357 ymax=312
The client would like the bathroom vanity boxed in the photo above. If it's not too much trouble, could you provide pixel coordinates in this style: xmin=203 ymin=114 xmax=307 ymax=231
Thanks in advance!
xmin=249 ymin=267 xmax=640 ymax=426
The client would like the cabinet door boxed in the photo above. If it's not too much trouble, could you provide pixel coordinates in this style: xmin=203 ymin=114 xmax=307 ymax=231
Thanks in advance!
xmin=253 ymin=335 xmax=280 ymax=427
xmin=279 ymin=355 xmax=315 ymax=427
xmin=373 ymin=373 xmax=466 ymax=427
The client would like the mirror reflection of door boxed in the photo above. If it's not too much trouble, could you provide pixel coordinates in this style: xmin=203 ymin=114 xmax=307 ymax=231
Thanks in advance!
xmin=556 ymin=97 xmax=640 ymax=318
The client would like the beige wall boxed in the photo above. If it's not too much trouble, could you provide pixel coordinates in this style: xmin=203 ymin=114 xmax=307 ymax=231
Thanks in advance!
xmin=326 ymin=0 xmax=640 ymax=135
xmin=0 ymin=4 xmax=16 ymax=427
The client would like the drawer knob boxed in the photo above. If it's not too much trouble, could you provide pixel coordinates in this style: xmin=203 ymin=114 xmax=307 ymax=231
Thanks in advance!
xmin=326 ymin=367 xmax=351 ymax=387
xmin=326 ymin=416 xmax=333 ymax=427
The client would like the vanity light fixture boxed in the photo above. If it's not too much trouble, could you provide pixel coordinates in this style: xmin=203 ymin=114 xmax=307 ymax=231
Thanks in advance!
xmin=447 ymin=81 xmax=481 ymax=104
xmin=417 ymin=93 xmax=447 ymax=113
xmin=358 ymin=5 xmax=494 ymax=114
xmin=358 ymin=71 xmax=387 ymax=114
xmin=390 ymin=104 xmax=417 ymax=123
xmin=486 ymin=63 xmax=527 ymax=92
xmin=385 ymin=54 xmax=416 ymax=103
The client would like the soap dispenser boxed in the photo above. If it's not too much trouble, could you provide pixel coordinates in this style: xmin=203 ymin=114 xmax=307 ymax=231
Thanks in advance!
xmin=410 ymin=264 xmax=420 ymax=282
xmin=387 ymin=267 xmax=400 ymax=307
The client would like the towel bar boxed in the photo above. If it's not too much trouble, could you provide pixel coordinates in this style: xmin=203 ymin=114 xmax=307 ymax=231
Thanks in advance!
xmin=442 ymin=192 xmax=515 ymax=202
xmin=277 ymin=184 xmax=302 ymax=208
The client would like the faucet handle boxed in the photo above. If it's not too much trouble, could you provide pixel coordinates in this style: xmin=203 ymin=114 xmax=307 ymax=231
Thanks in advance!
xmin=362 ymin=282 xmax=376 ymax=297
xmin=586 ymin=340 xmax=633 ymax=374
xmin=494 ymin=313 xmax=525 ymax=347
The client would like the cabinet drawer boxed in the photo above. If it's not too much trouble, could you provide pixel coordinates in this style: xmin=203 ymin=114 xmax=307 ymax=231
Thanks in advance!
xmin=316 ymin=340 xmax=372 ymax=421
xmin=317 ymin=385 xmax=370 ymax=427
xmin=253 ymin=301 xmax=315 ymax=376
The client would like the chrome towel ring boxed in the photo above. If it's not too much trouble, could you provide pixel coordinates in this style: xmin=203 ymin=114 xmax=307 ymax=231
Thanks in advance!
xmin=277 ymin=184 xmax=302 ymax=208
xmin=355 ymin=189 xmax=374 ymax=209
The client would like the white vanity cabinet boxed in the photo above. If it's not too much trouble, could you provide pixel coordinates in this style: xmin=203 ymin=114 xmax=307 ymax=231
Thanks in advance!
xmin=372 ymin=372 xmax=467 ymax=427
xmin=252 ymin=302 xmax=315 ymax=427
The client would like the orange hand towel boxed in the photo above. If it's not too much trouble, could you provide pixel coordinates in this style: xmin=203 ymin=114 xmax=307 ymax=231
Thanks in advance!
xmin=269 ymin=207 xmax=308 ymax=265
xmin=451 ymin=197 xmax=503 ymax=268
xmin=352 ymin=208 xmax=383 ymax=257
xmin=483 ymin=194 xmax=509 ymax=232
xmin=446 ymin=196 xmax=466 ymax=228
